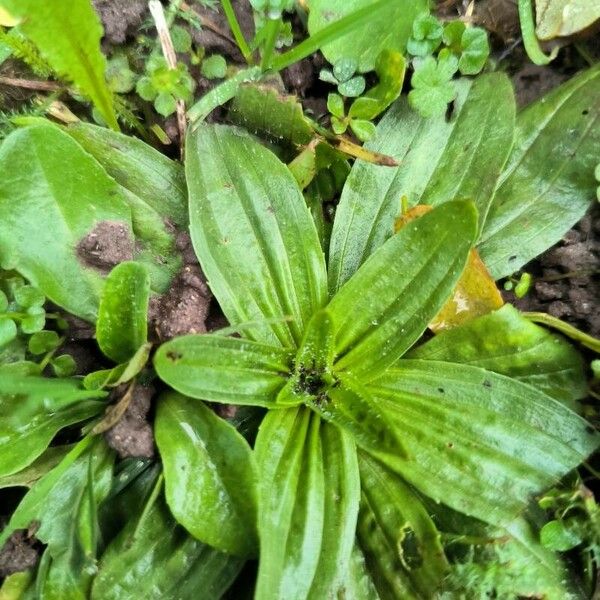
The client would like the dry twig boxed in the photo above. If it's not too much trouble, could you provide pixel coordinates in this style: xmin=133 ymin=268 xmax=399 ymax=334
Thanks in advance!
xmin=149 ymin=0 xmax=187 ymax=157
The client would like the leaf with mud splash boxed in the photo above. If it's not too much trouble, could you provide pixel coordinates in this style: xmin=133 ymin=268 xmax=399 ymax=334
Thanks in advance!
xmin=0 ymin=124 xmax=178 ymax=321
xmin=0 ymin=125 xmax=132 ymax=321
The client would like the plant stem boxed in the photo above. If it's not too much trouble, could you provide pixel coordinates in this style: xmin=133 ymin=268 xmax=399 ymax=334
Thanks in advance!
xmin=517 ymin=0 xmax=558 ymax=66
xmin=0 ymin=76 xmax=62 ymax=91
xmin=38 ymin=336 xmax=66 ymax=371
xmin=271 ymin=0 xmax=394 ymax=72
xmin=523 ymin=312 xmax=600 ymax=353
xmin=188 ymin=0 xmax=397 ymax=124
xmin=220 ymin=0 xmax=252 ymax=63
xmin=260 ymin=18 xmax=281 ymax=71
xmin=180 ymin=2 xmax=236 ymax=45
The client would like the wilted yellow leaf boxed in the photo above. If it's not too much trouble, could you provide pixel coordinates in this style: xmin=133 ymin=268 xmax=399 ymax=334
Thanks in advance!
xmin=395 ymin=204 xmax=504 ymax=332
xmin=535 ymin=0 xmax=600 ymax=40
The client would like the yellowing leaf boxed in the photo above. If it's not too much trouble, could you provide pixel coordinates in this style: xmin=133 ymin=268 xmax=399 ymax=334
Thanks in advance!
xmin=395 ymin=204 xmax=503 ymax=332
xmin=535 ymin=0 xmax=600 ymax=39
xmin=0 ymin=6 xmax=19 ymax=26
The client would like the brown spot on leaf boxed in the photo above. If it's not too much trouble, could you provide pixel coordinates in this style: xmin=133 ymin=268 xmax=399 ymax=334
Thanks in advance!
xmin=166 ymin=350 xmax=183 ymax=361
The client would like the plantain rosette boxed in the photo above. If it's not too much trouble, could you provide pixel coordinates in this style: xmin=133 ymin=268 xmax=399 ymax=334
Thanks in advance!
xmin=153 ymin=124 xmax=598 ymax=599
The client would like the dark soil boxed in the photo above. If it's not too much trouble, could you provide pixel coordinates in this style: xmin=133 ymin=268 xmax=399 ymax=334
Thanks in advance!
xmin=0 ymin=530 xmax=39 ymax=578
xmin=105 ymin=384 xmax=155 ymax=459
xmin=148 ymin=232 xmax=212 ymax=341
xmin=93 ymin=0 xmax=147 ymax=46
xmin=504 ymin=206 xmax=600 ymax=337
xmin=472 ymin=0 xmax=520 ymax=44
xmin=76 ymin=220 xmax=134 ymax=274
xmin=512 ymin=62 xmax=569 ymax=106
xmin=190 ymin=0 xmax=255 ymax=63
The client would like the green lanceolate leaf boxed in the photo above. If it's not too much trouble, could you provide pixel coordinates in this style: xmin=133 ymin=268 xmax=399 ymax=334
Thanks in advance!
xmin=0 ymin=125 xmax=133 ymax=321
xmin=155 ymin=392 xmax=258 ymax=556
xmin=309 ymin=375 xmax=407 ymax=461
xmin=0 ymin=445 xmax=72 ymax=490
xmin=254 ymin=408 xmax=360 ymax=600
xmin=0 ymin=571 xmax=35 ymax=599
xmin=92 ymin=478 xmax=243 ymax=600
xmin=408 ymin=304 xmax=587 ymax=405
xmin=0 ymin=0 xmax=118 ymax=129
xmin=96 ymin=262 xmax=150 ymax=364
xmin=328 ymin=201 xmax=477 ymax=380
xmin=40 ymin=445 xmax=114 ymax=599
xmin=328 ymin=73 xmax=515 ymax=292
xmin=342 ymin=545 xmax=379 ymax=600
xmin=366 ymin=360 xmax=600 ymax=527
xmin=230 ymin=84 xmax=315 ymax=147
xmin=357 ymin=451 xmax=448 ymax=599
xmin=186 ymin=125 xmax=327 ymax=348
xmin=66 ymin=122 xmax=188 ymax=227
xmin=479 ymin=64 xmax=600 ymax=279
xmin=0 ymin=372 xmax=105 ymax=477
xmin=307 ymin=0 xmax=428 ymax=73
xmin=154 ymin=334 xmax=292 ymax=406
xmin=1 ymin=438 xmax=114 ymax=598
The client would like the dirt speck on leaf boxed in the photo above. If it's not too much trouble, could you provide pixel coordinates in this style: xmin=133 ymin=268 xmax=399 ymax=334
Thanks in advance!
xmin=0 ymin=530 xmax=39 ymax=577
xmin=105 ymin=385 xmax=155 ymax=459
xmin=93 ymin=0 xmax=147 ymax=45
xmin=148 ymin=232 xmax=212 ymax=340
xmin=76 ymin=221 xmax=134 ymax=274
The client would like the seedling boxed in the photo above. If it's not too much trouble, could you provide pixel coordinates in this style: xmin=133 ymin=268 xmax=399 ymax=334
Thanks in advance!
xmin=136 ymin=55 xmax=195 ymax=117
xmin=320 ymin=57 xmax=366 ymax=98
